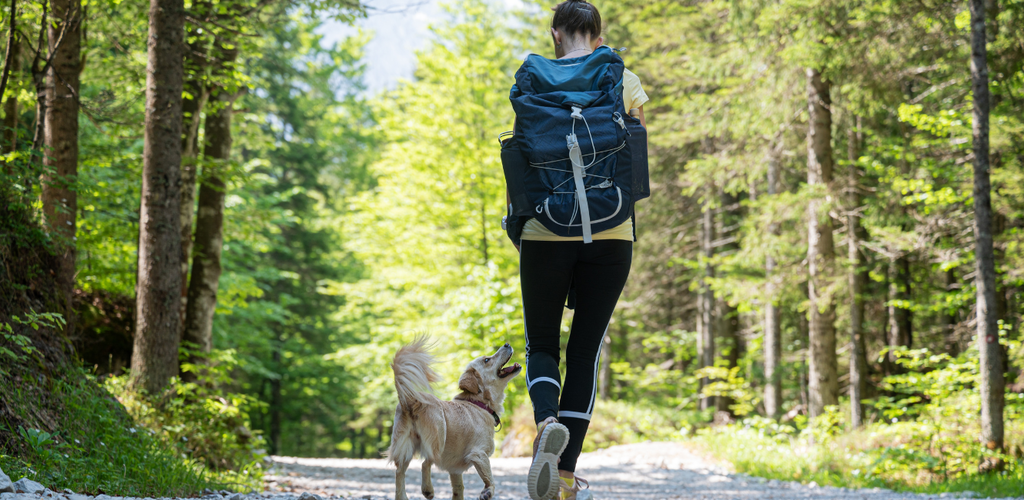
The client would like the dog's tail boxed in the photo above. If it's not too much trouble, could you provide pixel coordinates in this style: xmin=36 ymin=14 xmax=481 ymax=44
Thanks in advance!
xmin=392 ymin=336 xmax=441 ymax=411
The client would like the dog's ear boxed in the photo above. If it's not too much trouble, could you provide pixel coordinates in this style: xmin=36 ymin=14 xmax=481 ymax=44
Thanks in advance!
xmin=459 ymin=368 xmax=482 ymax=394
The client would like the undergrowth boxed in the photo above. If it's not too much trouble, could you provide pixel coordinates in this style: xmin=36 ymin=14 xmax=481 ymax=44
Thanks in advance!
xmin=103 ymin=348 xmax=267 ymax=488
xmin=500 ymin=399 xmax=696 ymax=457
xmin=0 ymin=367 xmax=220 ymax=496
xmin=0 ymin=186 xmax=258 ymax=496
xmin=694 ymin=343 xmax=1024 ymax=499
xmin=696 ymin=422 xmax=1024 ymax=498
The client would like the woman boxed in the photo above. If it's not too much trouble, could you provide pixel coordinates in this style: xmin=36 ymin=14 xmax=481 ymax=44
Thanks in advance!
xmin=517 ymin=2 xmax=649 ymax=499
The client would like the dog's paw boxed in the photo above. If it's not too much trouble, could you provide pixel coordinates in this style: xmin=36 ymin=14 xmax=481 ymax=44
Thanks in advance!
xmin=477 ymin=487 xmax=493 ymax=500
xmin=421 ymin=486 xmax=434 ymax=499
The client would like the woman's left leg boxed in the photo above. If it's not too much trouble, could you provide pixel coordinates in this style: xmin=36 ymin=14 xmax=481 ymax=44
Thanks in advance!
xmin=557 ymin=239 xmax=632 ymax=473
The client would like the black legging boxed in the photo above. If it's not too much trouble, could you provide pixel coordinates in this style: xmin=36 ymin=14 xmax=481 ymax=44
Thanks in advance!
xmin=520 ymin=238 xmax=632 ymax=472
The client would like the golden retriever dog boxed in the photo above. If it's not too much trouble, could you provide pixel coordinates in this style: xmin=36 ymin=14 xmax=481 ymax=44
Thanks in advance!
xmin=386 ymin=338 xmax=522 ymax=500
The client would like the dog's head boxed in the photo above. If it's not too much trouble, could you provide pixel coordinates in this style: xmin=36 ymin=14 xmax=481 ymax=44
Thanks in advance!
xmin=457 ymin=343 xmax=522 ymax=413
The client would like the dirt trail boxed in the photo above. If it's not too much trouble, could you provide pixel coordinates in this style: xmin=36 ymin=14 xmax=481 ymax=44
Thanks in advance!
xmin=265 ymin=441 xmax=1016 ymax=500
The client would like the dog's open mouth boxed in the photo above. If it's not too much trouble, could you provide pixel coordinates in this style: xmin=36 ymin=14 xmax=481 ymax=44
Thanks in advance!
xmin=498 ymin=358 xmax=521 ymax=378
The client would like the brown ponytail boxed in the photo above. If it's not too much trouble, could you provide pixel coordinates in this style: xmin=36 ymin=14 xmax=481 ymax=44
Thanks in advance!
xmin=551 ymin=0 xmax=601 ymax=39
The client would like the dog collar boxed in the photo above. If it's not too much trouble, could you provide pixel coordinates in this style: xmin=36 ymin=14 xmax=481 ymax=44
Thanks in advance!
xmin=466 ymin=400 xmax=501 ymax=427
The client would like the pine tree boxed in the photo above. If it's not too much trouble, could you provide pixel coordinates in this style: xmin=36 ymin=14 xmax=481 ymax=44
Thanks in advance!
xmin=968 ymin=0 xmax=1005 ymax=467
xmin=805 ymin=68 xmax=838 ymax=418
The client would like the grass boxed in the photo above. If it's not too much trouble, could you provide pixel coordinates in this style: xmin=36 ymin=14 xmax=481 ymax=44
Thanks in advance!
xmin=695 ymin=424 xmax=1024 ymax=499
xmin=0 ymin=367 xmax=236 ymax=497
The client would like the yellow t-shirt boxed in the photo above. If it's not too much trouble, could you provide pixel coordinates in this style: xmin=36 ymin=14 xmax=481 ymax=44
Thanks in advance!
xmin=520 ymin=68 xmax=649 ymax=242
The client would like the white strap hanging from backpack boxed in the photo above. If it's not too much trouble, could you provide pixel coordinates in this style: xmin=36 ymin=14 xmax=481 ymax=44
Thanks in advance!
xmin=567 ymin=106 xmax=593 ymax=243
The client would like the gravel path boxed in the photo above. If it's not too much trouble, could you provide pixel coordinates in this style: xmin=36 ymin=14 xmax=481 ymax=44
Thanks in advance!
xmin=262 ymin=441 xmax=1021 ymax=500
xmin=1 ymin=442 xmax=1018 ymax=500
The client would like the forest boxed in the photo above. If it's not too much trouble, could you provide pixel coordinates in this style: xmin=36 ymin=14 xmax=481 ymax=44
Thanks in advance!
xmin=0 ymin=0 xmax=1022 ymax=497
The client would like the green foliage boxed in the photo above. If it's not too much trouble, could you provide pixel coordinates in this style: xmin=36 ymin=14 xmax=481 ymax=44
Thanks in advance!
xmin=581 ymin=400 xmax=693 ymax=453
xmin=695 ymin=365 xmax=760 ymax=417
xmin=4 ymin=0 xmax=1022 ymax=492
xmin=72 ymin=2 xmax=379 ymax=458
xmin=215 ymin=12 xmax=378 ymax=457
xmin=698 ymin=345 xmax=1024 ymax=497
xmin=0 ymin=368 xmax=221 ymax=497
xmin=0 ymin=311 xmax=58 ymax=366
xmin=103 ymin=350 xmax=266 ymax=485
xmin=329 ymin=0 xmax=533 ymax=455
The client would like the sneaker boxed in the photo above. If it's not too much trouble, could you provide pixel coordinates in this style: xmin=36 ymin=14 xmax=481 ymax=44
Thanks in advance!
xmin=559 ymin=475 xmax=592 ymax=500
xmin=528 ymin=417 xmax=569 ymax=500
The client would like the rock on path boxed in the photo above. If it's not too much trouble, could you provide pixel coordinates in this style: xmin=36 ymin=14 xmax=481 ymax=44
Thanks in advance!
xmin=263 ymin=442 xmax=1021 ymax=500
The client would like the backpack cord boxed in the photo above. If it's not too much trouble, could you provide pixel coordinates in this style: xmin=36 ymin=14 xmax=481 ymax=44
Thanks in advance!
xmin=567 ymin=106 xmax=596 ymax=243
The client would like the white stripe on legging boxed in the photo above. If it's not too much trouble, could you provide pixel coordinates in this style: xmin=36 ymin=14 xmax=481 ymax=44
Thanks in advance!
xmin=528 ymin=376 xmax=562 ymax=390
xmin=558 ymin=410 xmax=592 ymax=421
xmin=586 ymin=323 xmax=610 ymax=415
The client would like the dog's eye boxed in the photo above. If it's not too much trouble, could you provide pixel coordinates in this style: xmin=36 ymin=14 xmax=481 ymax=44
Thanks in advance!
xmin=484 ymin=357 xmax=491 ymax=363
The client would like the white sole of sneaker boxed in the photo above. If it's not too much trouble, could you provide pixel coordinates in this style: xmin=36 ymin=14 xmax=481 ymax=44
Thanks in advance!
xmin=527 ymin=422 xmax=569 ymax=500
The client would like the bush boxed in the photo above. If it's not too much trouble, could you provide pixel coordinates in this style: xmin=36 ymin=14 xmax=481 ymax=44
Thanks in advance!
xmin=104 ymin=348 xmax=266 ymax=489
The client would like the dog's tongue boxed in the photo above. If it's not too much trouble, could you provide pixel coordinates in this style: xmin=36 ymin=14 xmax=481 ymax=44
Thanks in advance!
xmin=501 ymin=363 xmax=521 ymax=376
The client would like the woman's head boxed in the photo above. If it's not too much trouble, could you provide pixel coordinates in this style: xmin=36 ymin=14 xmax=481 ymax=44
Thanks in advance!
xmin=550 ymin=0 xmax=603 ymax=58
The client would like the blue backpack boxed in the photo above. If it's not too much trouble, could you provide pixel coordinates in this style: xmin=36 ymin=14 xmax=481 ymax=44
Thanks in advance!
xmin=501 ymin=46 xmax=649 ymax=244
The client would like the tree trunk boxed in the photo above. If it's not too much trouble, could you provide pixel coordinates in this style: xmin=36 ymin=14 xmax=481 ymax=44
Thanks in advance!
xmin=0 ymin=0 xmax=18 ymax=130
xmin=697 ymin=187 xmax=715 ymax=412
xmin=178 ymin=82 xmax=203 ymax=336
xmin=269 ymin=348 xmax=282 ymax=455
xmin=3 ymin=32 xmax=20 ymax=159
xmin=39 ymin=0 xmax=81 ymax=334
xmin=717 ymin=189 xmax=741 ymax=416
xmin=887 ymin=256 xmax=913 ymax=370
xmin=764 ymin=152 xmax=782 ymax=419
xmin=847 ymin=117 xmax=867 ymax=428
xmin=178 ymin=3 xmax=210 ymax=332
xmin=29 ymin=3 xmax=47 ymax=170
xmin=131 ymin=0 xmax=185 ymax=394
xmin=183 ymin=46 xmax=237 ymax=364
xmin=969 ymin=0 xmax=1005 ymax=466
xmin=805 ymin=68 xmax=838 ymax=419
xmin=943 ymin=268 xmax=960 ymax=356
xmin=717 ymin=296 xmax=739 ymax=415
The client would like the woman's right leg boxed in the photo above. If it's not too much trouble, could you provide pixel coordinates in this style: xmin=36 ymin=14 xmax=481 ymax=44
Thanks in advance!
xmin=521 ymin=240 xmax=578 ymax=500
xmin=520 ymin=240 xmax=578 ymax=422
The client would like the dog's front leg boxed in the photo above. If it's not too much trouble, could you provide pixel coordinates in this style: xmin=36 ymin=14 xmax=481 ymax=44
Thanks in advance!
xmin=449 ymin=472 xmax=465 ymax=500
xmin=394 ymin=457 xmax=411 ymax=500
xmin=466 ymin=453 xmax=495 ymax=500
xmin=420 ymin=459 xmax=434 ymax=499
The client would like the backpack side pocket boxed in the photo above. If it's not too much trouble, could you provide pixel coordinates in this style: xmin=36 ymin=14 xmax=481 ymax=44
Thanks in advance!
xmin=626 ymin=119 xmax=650 ymax=201
xmin=501 ymin=136 xmax=534 ymax=216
